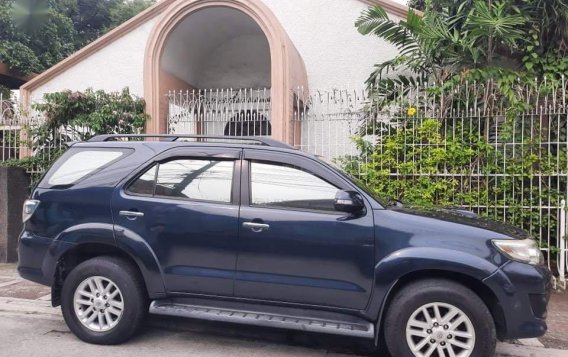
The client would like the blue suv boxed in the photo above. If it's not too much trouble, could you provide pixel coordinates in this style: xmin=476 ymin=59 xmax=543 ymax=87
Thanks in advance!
xmin=18 ymin=135 xmax=551 ymax=356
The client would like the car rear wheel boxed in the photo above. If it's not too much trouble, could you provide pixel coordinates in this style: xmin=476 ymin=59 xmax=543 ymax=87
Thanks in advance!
xmin=383 ymin=279 xmax=495 ymax=357
xmin=61 ymin=256 xmax=147 ymax=344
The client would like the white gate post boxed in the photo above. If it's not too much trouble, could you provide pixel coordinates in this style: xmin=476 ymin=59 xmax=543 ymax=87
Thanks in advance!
xmin=559 ymin=200 xmax=567 ymax=290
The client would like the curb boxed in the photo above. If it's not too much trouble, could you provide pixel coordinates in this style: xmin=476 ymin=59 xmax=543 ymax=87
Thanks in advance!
xmin=496 ymin=342 xmax=568 ymax=357
xmin=0 ymin=296 xmax=57 ymax=316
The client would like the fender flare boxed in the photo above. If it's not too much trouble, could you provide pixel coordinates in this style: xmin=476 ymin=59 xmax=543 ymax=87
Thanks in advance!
xmin=51 ymin=223 xmax=166 ymax=299
xmin=366 ymin=247 xmax=500 ymax=343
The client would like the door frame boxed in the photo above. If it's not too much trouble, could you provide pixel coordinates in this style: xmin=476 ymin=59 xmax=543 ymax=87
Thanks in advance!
xmin=235 ymin=148 xmax=376 ymax=309
xmin=112 ymin=145 xmax=244 ymax=296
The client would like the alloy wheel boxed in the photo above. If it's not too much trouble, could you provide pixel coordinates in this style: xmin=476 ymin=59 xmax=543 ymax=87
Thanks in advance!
xmin=73 ymin=276 xmax=124 ymax=332
xmin=405 ymin=302 xmax=476 ymax=357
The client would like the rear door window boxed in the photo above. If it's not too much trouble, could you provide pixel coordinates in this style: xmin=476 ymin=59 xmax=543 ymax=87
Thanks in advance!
xmin=155 ymin=159 xmax=234 ymax=203
xmin=127 ymin=159 xmax=234 ymax=204
xmin=47 ymin=150 xmax=126 ymax=186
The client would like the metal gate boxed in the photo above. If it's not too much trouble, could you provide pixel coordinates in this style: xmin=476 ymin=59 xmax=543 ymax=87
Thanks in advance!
xmin=0 ymin=93 xmax=22 ymax=161
xmin=167 ymin=88 xmax=271 ymax=137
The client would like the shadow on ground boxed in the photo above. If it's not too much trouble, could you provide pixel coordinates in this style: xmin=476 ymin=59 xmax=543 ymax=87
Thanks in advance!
xmin=146 ymin=315 xmax=384 ymax=356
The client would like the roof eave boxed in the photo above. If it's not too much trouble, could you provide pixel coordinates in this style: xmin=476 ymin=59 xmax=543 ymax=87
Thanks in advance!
xmin=0 ymin=63 xmax=37 ymax=89
xmin=360 ymin=0 xmax=422 ymax=18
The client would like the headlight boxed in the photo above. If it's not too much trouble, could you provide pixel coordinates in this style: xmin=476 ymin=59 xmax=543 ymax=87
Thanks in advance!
xmin=22 ymin=199 xmax=40 ymax=223
xmin=493 ymin=238 xmax=544 ymax=265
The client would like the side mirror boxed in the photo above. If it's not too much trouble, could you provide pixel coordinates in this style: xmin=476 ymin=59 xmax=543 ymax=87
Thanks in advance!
xmin=334 ymin=190 xmax=365 ymax=213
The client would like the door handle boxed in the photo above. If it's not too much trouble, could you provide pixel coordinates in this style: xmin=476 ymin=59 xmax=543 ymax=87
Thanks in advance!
xmin=119 ymin=210 xmax=144 ymax=219
xmin=243 ymin=222 xmax=270 ymax=232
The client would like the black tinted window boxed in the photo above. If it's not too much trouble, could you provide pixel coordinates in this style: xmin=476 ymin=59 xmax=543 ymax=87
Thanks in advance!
xmin=155 ymin=159 xmax=234 ymax=203
xmin=250 ymin=162 xmax=339 ymax=211
xmin=127 ymin=165 xmax=157 ymax=196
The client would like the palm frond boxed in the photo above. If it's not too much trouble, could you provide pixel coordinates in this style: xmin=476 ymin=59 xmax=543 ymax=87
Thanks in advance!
xmin=366 ymin=56 xmax=408 ymax=86
xmin=466 ymin=1 xmax=526 ymax=48
xmin=356 ymin=6 xmax=422 ymax=56
xmin=368 ymin=75 xmax=427 ymax=109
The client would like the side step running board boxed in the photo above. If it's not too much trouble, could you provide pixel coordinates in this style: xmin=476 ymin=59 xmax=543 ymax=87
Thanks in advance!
xmin=149 ymin=301 xmax=374 ymax=339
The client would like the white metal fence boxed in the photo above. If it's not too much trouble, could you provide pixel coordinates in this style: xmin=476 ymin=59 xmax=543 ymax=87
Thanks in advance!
xmin=0 ymin=93 xmax=77 ymax=175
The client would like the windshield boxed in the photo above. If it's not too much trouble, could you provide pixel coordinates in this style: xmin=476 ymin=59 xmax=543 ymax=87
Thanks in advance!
xmin=315 ymin=155 xmax=388 ymax=207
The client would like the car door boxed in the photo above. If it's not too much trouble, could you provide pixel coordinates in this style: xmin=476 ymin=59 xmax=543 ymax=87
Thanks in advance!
xmin=111 ymin=147 xmax=241 ymax=296
xmin=235 ymin=149 xmax=375 ymax=310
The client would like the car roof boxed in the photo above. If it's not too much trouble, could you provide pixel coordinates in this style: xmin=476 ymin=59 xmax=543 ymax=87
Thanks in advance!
xmin=71 ymin=135 xmax=318 ymax=160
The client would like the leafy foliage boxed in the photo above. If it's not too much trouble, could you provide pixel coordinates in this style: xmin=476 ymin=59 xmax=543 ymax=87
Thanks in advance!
xmin=33 ymin=87 xmax=147 ymax=140
xmin=0 ymin=40 xmax=41 ymax=73
xmin=0 ymin=0 xmax=154 ymax=75
xmin=522 ymin=0 xmax=568 ymax=54
xmin=2 ymin=88 xmax=147 ymax=184
xmin=355 ymin=1 xmax=568 ymax=256
xmin=356 ymin=0 xmax=568 ymax=109
xmin=341 ymin=118 xmax=567 ymax=248
xmin=0 ymin=84 xmax=10 ymax=97
xmin=108 ymin=0 xmax=154 ymax=32
xmin=410 ymin=0 xmax=568 ymax=53
xmin=53 ymin=0 xmax=155 ymax=48
xmin=0 ymin=0 xmax=74 ymax=75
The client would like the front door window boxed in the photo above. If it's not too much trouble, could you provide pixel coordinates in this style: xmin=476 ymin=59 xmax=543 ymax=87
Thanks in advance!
xmin=250 ymin=162 xmax=338 ymax=212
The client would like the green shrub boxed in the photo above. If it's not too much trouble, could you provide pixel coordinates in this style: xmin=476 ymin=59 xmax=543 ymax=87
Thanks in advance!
xmin=4 ymin=87 xmax=147 ymax=186
xmin=341 ymin=118 xmax=567 ymax=249
xmin=34 ymin=88 xmax=147 ymax=138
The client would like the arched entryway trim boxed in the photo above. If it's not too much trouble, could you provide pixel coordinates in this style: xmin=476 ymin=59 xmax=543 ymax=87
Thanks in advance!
xmin=144 ymin=0 xmax=308 ymax=143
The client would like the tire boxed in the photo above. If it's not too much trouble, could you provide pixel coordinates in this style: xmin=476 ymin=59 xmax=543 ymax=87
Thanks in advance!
xmin=383 ymin=279 xmax=496 ymax=357
xmin=61 ymin=256 xmax=148 ymax=345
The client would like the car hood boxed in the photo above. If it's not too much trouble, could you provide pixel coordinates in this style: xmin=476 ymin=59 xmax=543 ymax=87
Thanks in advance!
xmin=386 ymin=206 xmax=530 ymax=240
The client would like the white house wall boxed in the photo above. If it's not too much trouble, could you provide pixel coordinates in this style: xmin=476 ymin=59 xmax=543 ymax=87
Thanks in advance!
xmin=29 ymin=0 xmax=401 ymax=101
xmin=29 ymin=18 xmax=158 ymax=103
xmin=261 ymin=0 xmax=400 ymax=89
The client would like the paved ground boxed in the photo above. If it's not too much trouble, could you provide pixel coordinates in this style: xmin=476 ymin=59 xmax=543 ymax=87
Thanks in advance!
xmin=1 ymin=264 xmax=567 ymax=357
xmin=541 ymin=291 xmax=568 ymax=350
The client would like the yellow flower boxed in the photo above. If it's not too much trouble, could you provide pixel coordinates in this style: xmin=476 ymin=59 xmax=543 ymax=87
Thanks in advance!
xmin=407 ymin=107 xmax=417 ymax=117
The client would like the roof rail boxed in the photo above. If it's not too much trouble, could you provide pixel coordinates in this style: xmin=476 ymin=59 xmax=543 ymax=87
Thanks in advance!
xmin=87 ymin=134 xmax=295 ymax=149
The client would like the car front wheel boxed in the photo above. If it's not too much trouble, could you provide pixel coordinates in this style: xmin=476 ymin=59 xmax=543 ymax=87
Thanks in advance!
xmin=383 ymin=278 xmax=496 ymax=357
xmin=61 ymin=256 xmax=147 ymax=345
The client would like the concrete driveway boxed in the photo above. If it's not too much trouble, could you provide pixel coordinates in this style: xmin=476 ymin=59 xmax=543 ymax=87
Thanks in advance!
xmin=0 ymin=296 xmax=566 ymax=357
xmin=0 ymin=264 xmax=566 ymax=357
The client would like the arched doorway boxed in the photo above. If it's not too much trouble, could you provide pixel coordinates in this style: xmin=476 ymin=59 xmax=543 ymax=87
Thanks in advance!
xmin=224 ymin=110 xmax=271 ymax=136
xmin=144 ymin=0 xmax=308 ymax=143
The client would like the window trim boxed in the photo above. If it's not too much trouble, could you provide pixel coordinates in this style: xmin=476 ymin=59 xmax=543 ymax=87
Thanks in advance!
xmin=124 ymin=157 xmax=239 ymax=205
xmin=124 ymin=163 xmax=159 ymax=198
xmin=246 ymin=159 xmax=344 ymax=215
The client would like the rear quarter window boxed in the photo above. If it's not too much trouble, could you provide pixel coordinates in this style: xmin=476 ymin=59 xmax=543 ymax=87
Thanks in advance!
xmin=41 ymin=148 xmax=131 ymax=187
